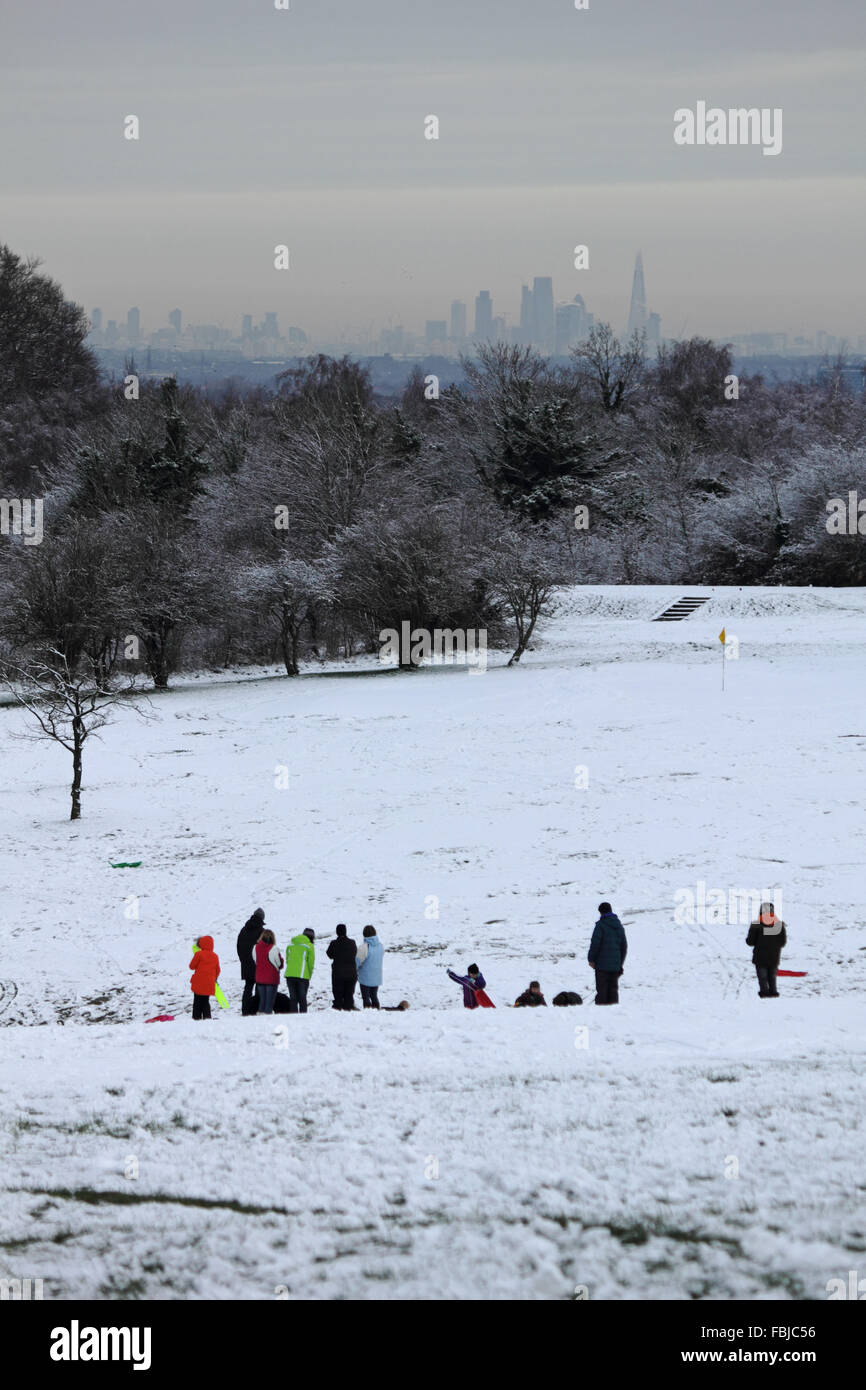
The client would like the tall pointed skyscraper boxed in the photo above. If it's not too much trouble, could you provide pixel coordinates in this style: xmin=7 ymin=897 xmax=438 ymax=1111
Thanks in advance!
xmin=626 ymin=252 xmax=647 ymax=339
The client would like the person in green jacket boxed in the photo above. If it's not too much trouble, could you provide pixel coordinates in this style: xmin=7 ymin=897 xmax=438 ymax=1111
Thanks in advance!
xmin=284 ymin=928 xmax=316 ymax=1012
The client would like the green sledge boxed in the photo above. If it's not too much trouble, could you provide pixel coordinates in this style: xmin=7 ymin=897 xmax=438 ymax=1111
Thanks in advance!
xmin=192 ymin=942 xmax=229 ymax=1009
xmin=110 ymin=861 xmax=142 ymax=868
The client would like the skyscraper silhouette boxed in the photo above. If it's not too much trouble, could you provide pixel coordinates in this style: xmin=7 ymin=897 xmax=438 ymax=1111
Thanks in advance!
xmin=519 ymin=284 xmax=534 ymax=345
xmin=626 ymin=253 xmax=647 ymax=339
xmin=474 ymin=290 xmax=493 ymax=340
xmin=532 ymin=277 xmax=554 ymax=351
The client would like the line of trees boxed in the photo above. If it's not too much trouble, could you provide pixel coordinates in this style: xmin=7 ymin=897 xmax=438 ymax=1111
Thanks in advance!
xmin=1 ymin=244 xmax=865 ymax=813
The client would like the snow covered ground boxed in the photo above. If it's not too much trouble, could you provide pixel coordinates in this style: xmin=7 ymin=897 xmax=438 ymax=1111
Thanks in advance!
xmin=1 ymin=585 xmax=865 ymax=1300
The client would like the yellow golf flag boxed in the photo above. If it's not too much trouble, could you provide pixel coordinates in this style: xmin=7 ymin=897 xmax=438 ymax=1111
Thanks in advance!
xmin=719 ymin=628 xmax=726 ymax=644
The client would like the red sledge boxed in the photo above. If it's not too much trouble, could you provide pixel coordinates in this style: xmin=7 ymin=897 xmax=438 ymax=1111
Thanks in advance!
xmin=776 ymin=970 xmax=807 ymax=977
xmin=145 ymin=1014 xmax=175 ymax=1022
xmin=475 ymin=989 xmax=496 ymax=1008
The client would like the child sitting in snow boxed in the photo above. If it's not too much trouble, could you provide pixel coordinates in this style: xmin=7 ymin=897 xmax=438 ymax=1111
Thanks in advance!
xmin=514 ymin=981 xmax=547 ymax=1007
xmin=189 ymin=935 xmax=221 ymax=1020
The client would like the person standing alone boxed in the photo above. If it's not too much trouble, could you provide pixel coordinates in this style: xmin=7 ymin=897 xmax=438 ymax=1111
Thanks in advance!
xmin=588 ymin=902 xmax=628 ymax=1005
xmin=746 ymin=902 xmax=787 ymax=997
xmin=327 ymin=923 xmax=358 ymax=1010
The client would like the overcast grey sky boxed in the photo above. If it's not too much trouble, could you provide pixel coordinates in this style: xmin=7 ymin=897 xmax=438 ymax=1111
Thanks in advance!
xmin=2 ymin=0 xmax=864 ymax=342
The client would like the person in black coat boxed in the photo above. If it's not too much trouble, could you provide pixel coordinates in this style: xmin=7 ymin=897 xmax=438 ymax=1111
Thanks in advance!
xmin=588 ymin=902 xmax=628 ymax=1005
xmin=237 ymin=907 xmax=265 ymax=1015
xmin=746 ymin=903 xmax=787 ymax=997
xmin=514 ymin=981 xmax=547 ymax=1007
xmin=326 ymin=923 xmax=358 ymax=1010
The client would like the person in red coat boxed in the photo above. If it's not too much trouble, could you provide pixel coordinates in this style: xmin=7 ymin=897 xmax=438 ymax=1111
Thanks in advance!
xmin=255 ymin=929 xmax=284 ymax=1015
xmin=189 ymin=935 xmax=220 ymax=1020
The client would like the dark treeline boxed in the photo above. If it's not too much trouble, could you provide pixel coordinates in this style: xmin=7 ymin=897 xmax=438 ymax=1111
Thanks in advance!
xmin=2 ymin=245 xmax=865 ymax=694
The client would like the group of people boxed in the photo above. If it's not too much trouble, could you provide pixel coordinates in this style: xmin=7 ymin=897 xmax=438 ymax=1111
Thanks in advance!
xmin=187 ymin=900 xmax=789 ymax=1018
xmin=231 ymin=909 xmax=406 ymax=1017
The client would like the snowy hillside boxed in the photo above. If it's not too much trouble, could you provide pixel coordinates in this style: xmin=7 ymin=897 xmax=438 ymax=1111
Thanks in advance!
xmin=1 ymin=585 xmax=865 ymax=1300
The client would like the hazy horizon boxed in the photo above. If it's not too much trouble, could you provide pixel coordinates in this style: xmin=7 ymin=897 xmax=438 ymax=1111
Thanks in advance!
xmin=2 ymin=0 xmax=864 ymax=343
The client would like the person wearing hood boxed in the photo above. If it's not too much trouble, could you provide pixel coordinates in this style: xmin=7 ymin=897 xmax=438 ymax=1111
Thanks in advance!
xmin=746 ymin=902 xmax=787 ymax=997
xmin=326 ymin=924 xmax=358 ymax=1010
xmin=189 ymin=935 xmax=220 ymax=1020
xmin=356 ymin=925 xmax=384 ymax=1008
xmin=284 ymin=928 xmax=316 ymax=1013
xmin=587 ymin=902 xmax=628 ymax=1005
xmin=237 ymin=907 xmax=264 ymax=1015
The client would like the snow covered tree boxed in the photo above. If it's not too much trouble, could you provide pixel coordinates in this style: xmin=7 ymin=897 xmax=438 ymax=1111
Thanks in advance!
xmin=335 ymin=501 xmax=494 ymax=666
xmin=476 ymin=384 xmax=598 ymax=522
xmin=239 ymin=553 xmax=336 ymax=675
xmin=651 ymin=337 xmax=735 ymax=435
xmin=485 ymin=530 xmax=561 ymax=665
xmin=0 ymin=244 xmax=103 ymax=490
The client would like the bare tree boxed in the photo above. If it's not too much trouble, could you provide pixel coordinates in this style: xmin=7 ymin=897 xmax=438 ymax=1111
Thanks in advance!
xmin=573 ymin=324 xmax=646 ymax=413
xmin=486 ymin=531 xmax=560 ymax=665
xmin=0 ymin=648 xmax=145 ymax=819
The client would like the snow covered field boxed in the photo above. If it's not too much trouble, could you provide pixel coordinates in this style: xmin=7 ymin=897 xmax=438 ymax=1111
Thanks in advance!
xmin=1 ymin=585 xmax=865 ymax=1300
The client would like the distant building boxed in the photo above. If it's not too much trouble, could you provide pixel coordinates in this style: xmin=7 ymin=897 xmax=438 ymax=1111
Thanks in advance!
xmin=555 ymin=301 xmax=586 ymax=354
xmin=474 ymin=290 xmax=493 ymax=341
xmin=381 ymin=325 xmax=405 ymax=354
xmin=519 ymin=284 xmax=534 ymax=345
xmin=263 ymin=312 xmax=279 ymax=339
xmin=105 ymin=319 xmax=119 ymax=344
xmin=626 ymin=253 xmax=647 ymax=339
xmin=450 ymin=300 xmax=466 ymax=341
xmin=127 ymin=306 xmax=141 ymax=343
xmin=242 ymin=314 xmax=253 ymax=340
xmin=647 ymin=311 xmax=661 ymax=349
xmin=91 ymin=308 xmax=102 ymax=333
xmin=169 ymin=308 xmax=182 ymax=335
xmin=532 ymin=277 xmax=554 ymax=352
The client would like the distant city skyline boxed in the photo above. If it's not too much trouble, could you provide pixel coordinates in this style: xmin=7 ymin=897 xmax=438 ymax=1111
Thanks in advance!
xmin=84 ymin=251 xmax=862 ymax=362
xmin=2 ymin=0 xmax=864 ymax=347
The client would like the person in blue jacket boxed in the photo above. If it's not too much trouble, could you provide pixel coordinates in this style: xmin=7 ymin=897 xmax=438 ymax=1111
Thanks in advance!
xmin=356 ymin=924 xmax=384 ymax=1008
xmin=587 ymin=902 xmax=628 ymax=1005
